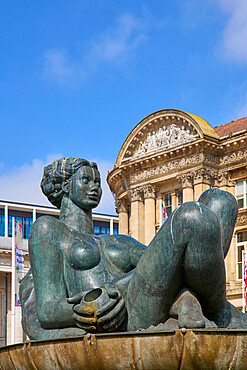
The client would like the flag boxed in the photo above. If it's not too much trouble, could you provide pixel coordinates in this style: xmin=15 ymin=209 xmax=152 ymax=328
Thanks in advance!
xmin=163 ymin=207 xmax=168 ymax=222
xmin=244 ymin=256 xmax=247 ymax=304
xmin=15 ymin=220 xmax=24 ymax=307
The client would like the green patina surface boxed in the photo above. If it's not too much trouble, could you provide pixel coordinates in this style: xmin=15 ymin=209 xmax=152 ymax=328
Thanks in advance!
xmin=20 ymin=157 xmax=247 ymax=340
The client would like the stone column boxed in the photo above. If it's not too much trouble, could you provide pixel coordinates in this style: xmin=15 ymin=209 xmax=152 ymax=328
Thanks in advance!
xmin=177 ymin=172 xmax=194 ymax=202
xmin=193 ymin=168 xmax=214 ymax=201
xmin=171 ymin=192 xmax=177 ymax=211
xmin=129 ymin=188 xmax=145 ymax=244
xmin=115 ymin=199 xmax=129 ymax=236
xmin=4 ymin=205 xmax=8 ymax=237
xmin=143 ymin=185 xmax=156 ymax=245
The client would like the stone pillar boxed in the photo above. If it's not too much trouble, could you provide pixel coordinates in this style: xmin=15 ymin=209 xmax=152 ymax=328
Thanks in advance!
xmin=171 ymin=192 xmax=177 ymax=211
xmin=32 ymin=208 xmax=37 ymax=223
xmin=177 ymin=172 xmax=194 ymax=202
xmin=193 ymin=168 xmax=214 ymax=201
xmin=129 ymin=188 xmax=145 ymax=244
xmin=115 ymin=199 xmax=129 ymax=236
xmin=143 ymin=185 xmax=156 ymax=245
xmin=4 ymin=205 xmax=8 ymax=237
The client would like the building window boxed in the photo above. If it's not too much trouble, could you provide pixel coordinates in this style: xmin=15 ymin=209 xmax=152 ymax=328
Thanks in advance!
xmin=236 ymin=231 xmax=247 ymax=280
xmin=177 ymin=190 xmax=183 ymax=207
xmin=0 ymin=209 xmax=4 ymax=237
xmin=235 ymin=180 xmax=247 ymax=209
xmin=8 ymin=216 xmax=33 ymax=239
xmin=163 ymin=193 xmax=172 ymax=217
xmin=94 ymin=226 xmax=110 ymax=235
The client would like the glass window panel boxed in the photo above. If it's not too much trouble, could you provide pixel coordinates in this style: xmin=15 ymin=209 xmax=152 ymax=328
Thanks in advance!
xmin=237 ymin=232 xmax=247 ymax=243
xmin=236 ymin=181 xmax=244 ymax=195
xmin=238 ymin=263 xmax=242 ymax=280
xmin=8 ymin=217 xmax=12 ymax=237
xmin=94 ymin=226 xmax=100 ymax=235
xmin=237 ymin=197 xmax=244 ymax=209
xmin=164 ymin=193 xmax=171 ymax=206
xmin=177 ymin=190 xmax=183 ymax=206
xmin=166 ymin=206 xmax=172 ymax=217
xmin=237 ymin=245 xmax=244 ymax=262
xmin=0 ymin=215 xmax=4 ymax=236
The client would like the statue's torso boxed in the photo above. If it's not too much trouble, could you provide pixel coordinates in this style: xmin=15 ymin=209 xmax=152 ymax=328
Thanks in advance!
xmin=47 ymin=219 xmax=133 ymax=297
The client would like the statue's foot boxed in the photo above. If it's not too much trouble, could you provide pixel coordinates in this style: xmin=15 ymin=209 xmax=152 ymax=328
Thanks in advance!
xmin=178 ymin=307 xmax=205 ymax=329
xmin=210 ymin=301 xmax=247 ymax=329
xmin=170 ymin=288 xmax=206 ymax=329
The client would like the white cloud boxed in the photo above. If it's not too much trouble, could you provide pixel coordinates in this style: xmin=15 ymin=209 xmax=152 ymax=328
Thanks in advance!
xmin=42 ymin=13 xmax=148 ymax=85
xmin=0 ymin=155 xmax=116 ymax=215
xmin=89 ymin=13 xmax=148 ymax=64
xmin=216 ymin=0 xmax=247 ymax=62
xmin=0 ymin=154 xmax=62 ymax=206
xmin=43 ymin=49 xmax=84 ymax=85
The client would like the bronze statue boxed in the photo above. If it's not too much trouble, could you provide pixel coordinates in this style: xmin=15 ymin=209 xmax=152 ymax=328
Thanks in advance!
xmin=20 ymin=157 xmax=247 ymax=340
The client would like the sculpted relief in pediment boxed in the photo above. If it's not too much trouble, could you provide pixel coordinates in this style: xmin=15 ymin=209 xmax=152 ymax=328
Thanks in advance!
xmin=130 ymin=123 xmax=198 ymax=160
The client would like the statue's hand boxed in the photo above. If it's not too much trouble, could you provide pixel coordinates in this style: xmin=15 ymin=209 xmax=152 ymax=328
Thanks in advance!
xmin=67 ymin=292 xmax=97 ymax=332
xmin=96 ymin=282 xmax=126 ymax=332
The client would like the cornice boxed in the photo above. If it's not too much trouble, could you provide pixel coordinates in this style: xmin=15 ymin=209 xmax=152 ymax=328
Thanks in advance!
xmin=108 ymin=136 xmax=247 ymax=197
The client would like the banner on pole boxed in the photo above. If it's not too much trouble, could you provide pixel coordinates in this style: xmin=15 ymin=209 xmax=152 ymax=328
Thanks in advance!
xmin=15 ymin=220 xmax=24 ymax=307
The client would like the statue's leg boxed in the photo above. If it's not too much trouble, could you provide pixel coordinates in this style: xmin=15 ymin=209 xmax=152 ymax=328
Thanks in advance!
xmin=198 ymin=188 xmax=238 ymax=258
xmin=126 ymin=201 xmax=227 ymax=331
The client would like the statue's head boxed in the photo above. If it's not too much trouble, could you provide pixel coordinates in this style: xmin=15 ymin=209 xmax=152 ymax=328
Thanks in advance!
xmin=41 ymin=157 xmax=102 ymax=209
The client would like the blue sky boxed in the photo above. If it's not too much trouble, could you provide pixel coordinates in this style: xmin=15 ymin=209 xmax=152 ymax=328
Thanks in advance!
xmin=1 ymin=0 xmax=247 ymax=214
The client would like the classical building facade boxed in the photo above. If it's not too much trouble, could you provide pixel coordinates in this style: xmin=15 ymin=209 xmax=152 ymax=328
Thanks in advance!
xmin=107 ymin=108 xmax=247 ymax=311
xmin=0 ymin=200 xmax=118 ymax=346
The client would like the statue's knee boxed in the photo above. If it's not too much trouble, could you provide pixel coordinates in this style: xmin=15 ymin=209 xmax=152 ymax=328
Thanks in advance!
xmin=198 ymin=188 xmax=237 ymax=218
xmin=177 ymin=201 xmax=220 ymax=237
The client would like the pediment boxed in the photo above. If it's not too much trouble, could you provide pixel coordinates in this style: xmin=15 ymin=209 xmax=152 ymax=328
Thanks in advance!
xmin=116 ymin=109 xmax=218 ymax=166
xmin=122 ymin=114 xmax=199 ymax=162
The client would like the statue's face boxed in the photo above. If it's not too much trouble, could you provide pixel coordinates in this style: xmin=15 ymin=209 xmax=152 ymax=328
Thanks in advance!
xmin=68 ymin=165 xmax=102 ymax=209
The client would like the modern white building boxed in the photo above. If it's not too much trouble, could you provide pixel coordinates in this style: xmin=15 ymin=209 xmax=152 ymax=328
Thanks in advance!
xmin=0 ymin=200 xmax=118 ymax=347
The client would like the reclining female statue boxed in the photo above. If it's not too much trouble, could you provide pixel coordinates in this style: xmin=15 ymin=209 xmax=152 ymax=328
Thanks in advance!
xmin=20 ymin=157 xmax=247 ymax=340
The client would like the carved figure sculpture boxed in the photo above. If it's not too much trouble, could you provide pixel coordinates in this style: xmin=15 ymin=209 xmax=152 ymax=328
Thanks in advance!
xmin=20 ymin=157 xmax=247 ymax=340
xmin=133 ymin=124 xmax=197 ymax=158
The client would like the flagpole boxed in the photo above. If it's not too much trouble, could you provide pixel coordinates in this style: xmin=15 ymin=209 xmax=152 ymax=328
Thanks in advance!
xmin=242 ymin=249 xmax=246 ymax=313
xmin=11 ymin=217 xmax=15 ymax=344
xmin=159 ymin=199 xmax=163 ymax=229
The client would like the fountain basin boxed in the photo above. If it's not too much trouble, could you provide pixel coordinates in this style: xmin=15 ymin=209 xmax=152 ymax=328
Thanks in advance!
xmin=1 ymin=329 xmax=247 ymax=369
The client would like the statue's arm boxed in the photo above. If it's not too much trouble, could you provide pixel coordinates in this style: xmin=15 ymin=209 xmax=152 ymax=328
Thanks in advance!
xmin=107 ymin=235 xmax=147 ymax=295
xmin=118 ymin=235 xmax=147 ymax=267
xmin=29 ymin=217 xmax=75 ymax=329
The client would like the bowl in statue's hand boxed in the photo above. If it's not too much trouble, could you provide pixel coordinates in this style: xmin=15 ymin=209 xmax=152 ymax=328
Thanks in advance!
xmin=81 ymin=288 xmax=110 ymax=332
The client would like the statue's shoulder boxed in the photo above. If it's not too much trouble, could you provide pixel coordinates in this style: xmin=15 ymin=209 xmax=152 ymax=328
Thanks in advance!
xmin=31 ymin=215 xmax=61 ymax=233
xmin=29 ymin=216 xmax=67 ymax=249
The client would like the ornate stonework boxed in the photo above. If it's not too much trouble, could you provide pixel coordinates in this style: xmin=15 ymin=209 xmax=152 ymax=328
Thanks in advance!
xmin=193 ymin=168 xmax=216 ymax=186
xmin=115 ymin=199 xmax=129 ymax=214
xmin=133 ymin=123 xmax=198 ymax=159
xmin=177 ymin=172 xmax=194 ymax=188
xmin=214 ymin=171 xmax=235 ymax=188
xmin=130 ymin=153 xmax=204 ymax=183
xmin=143 ymin=184 xmax=156 ymax=199
xmin=128 ymin=187 xmax=144 ymax=203
xmin=220 ymin=149 xmax=247 ymax=165
xmin=236 ymin=214 xmax=247 ymax=226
